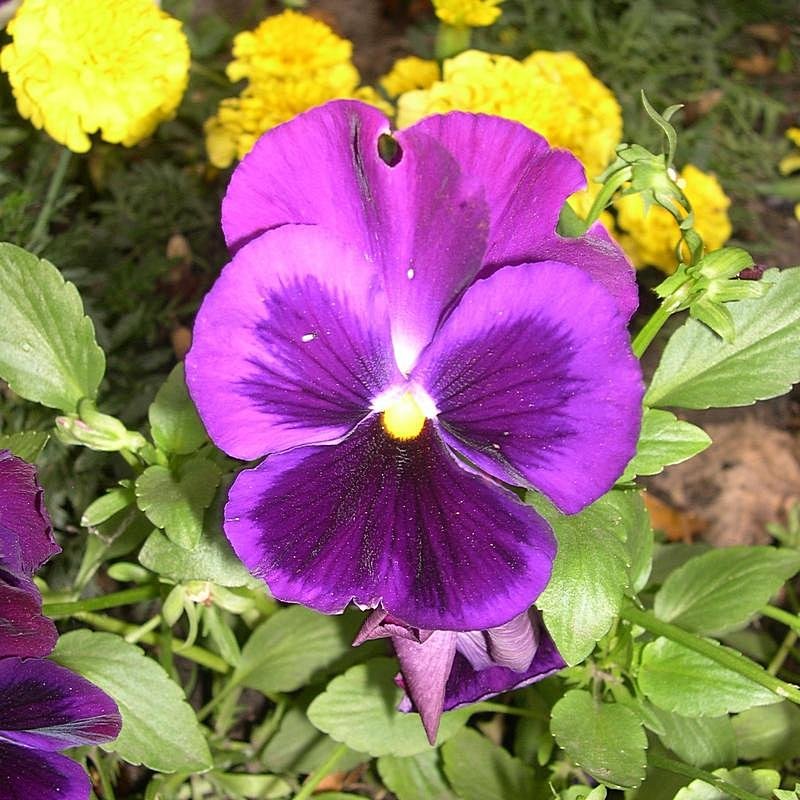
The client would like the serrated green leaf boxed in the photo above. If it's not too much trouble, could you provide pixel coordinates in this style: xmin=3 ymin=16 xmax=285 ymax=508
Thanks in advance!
xmin=149 ymin=363 xmax=208 ymax=455
xmin=51 ymin=630 xmax=212 ymax=773
xmin=379 ymin=750 xmax=457 ymax=800
xmin=732 ymin=703 xmax=800 ymax=761
xmin=307 ymin=658 xmax=470 ymax=757
xmin=135 ymin=457 xmax=220 ymax=549
xmin=654 ymin=547 xmax=800 ymax=635
xmin=441 ymin=728 xmax=540 ymax=800
xmin=232 ymin=605 xmax=358 ymax=695
xmin=530 ymin=492 xmax=632 ymax=664
xmin=550 ymin=690 xmax=647 ymax=789
xmin=646 ymin=705 xmax=736 ymax=768
xmin=0 ymin=243 xmax=105 ymax=412
xmin=0 ymin=429 xmax=49 ymax=462
xmin=673 ymin=767 xmax=779 ymax=799
xmin=638 ymin=638 xmax=780 ymax=717
xmin=620 ymin=409 xmax=711 ymax=482
xmin=646 ymin=268 xmax=800 ymax=409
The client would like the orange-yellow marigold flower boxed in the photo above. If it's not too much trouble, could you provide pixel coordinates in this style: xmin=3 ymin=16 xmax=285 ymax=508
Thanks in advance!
xmin=0 ymin=0 xmax=190 ymax=153
xmin=379 ymin=56 xmax=440 ymax=99
xmin=432 ymin=0 xmax=504 ymax=27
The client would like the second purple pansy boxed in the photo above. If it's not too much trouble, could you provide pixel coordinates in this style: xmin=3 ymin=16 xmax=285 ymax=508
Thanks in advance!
xmin=186 ymin=100 xmax=644 ymax=632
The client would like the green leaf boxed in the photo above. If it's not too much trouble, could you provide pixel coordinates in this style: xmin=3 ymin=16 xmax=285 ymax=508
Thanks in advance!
xmin=307 ymin=658 xmax=470 ymax=757
xmin=378 ymin=750 xmax=457 ymax=800
xmin=441 ymin=728 xmax=540 ymax=800
xmin=135 ymin=457 xmax=221 ymax=549
xmin=732 ymin=703 xmax=800 ymax=761
xmin=138 ymin=526 xmax=253 ymax=587
xmin=261 ymin=705 xmax=366 ymax=775
xmin=646 ymin=706 xmax=736 ymax=769
xmin=638 ymin=638 xmax=781 ymax=717
xmin=149 ymin=364 xmax=208 ymax=455
xmin=620 ymin=409 xmax=711 ymax=482
xmin=673 ymin=767 xmax=779 ymax=800
xmin=646 ymin=268 xmax=800 ymax=409
xmin=81 ymin=485 xmax=135 ymax=528
xmin=208 ymin=772 xmax=291 ymax=799
xmin=232 ymin=606 xmax=359 ymax=695
xmin=550 ymin=690 xmax=647 ymax=789
xmin=51 ymin=630 xmax=212 ymax=773
xmin=653 ymin=547 xmax=800 ymax=635
xmin=530 ymin=492 xmax=632 ymax=664
xmin=0 ymin=243 xmax=105 ymax=412
xmin=0 ymin=429 xmax=49 ymax=462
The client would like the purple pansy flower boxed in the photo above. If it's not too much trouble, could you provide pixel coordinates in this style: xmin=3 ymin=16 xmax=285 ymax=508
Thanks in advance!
xmin=186 ymin=100 xmax=644 ymax=632
xmin=356 ymin=607 xmax=564 ymax=743
xmin=0 ymin=451 xmax=122 ymax=800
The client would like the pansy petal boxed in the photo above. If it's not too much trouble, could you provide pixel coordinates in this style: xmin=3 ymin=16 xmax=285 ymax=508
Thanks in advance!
xmin=0 ymin=658 xmax=121 ymax=751
xmin=225 ymin=418 xmax=556 ymax=631
xmin=414 ymin=261 xmax=643 ymax=514
xmin=0 ymin=742 xmax=90 ymax=800
xmin=0 ymin=451 xmax=59 ymax=580
xmin=186 ymin=226 xmax=399 ymax=460
xmin=443 ymin=624 xmax=564 ymax=711
xmin=399 ymin=113 xmax=637 ymax=319
xmin=484 ymin=610 xmax=538 ymax=672
xmin=221 ymin=101 xmax=490 ymax=373
xmin=393 ymin=629 xmax=457 ymax=745
xmin=0 ymin=581 xmax=58 ymax=658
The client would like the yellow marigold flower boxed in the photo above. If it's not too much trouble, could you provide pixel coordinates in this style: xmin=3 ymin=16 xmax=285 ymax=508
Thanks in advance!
xmin=397 ymin=49 xmax=622 ymax=180
xmin=0 ymin=0 xmax=190 ymax=153
xmin=379 ymin=56 xmax=440 ymax=99
xmin=779 ymin=127 xmax=800 ymax=176
xmin=614 ymin=165 xmax=732 ymax=273
xmin=432 ymin=0 xmax=504 ymax=27
xmin=226 ymin=10 xmax=354 ymax=84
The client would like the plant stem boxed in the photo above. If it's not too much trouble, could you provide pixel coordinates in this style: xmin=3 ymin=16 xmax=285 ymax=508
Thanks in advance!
xmin=90 ymin=748 xmax=117 ymax=800
xmin=762 ymin=604 xmax=800 ymax=632
xmin=125 ymin=614 xmax=162 ymax=645
xmin=621 ymin=604 xmax=800 ymax=705
xmin=474 ymin=701 xmax=548 ymax=721
xmin=26 ymin=146 xmax=72 ymax=252
xmin=43 ymin=584 xmax=159 ymax=618
xmin=647 ymin=753 xmax=766 ymax=800
xmin=76 ymin=611 xmax=230 ymax=673
xmin=631 ymin=302 xmax=673 ymax=358
xmin=769 ymin=630 xmax=798 ymax=676
xmin=581 ymin=167 xmax=631 ymax=232
xmin=293 ymin=741 xmax=349 ymax=800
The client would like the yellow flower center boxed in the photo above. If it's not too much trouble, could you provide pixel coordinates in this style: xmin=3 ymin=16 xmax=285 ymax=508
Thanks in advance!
xmin=381 ymin=392 xmax=427 ymax=440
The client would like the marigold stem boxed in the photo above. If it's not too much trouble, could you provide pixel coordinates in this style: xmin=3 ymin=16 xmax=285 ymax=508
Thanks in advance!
xmin=620 ymin=603 xmax=800 ymax=706
xmin=647 ymin=753 xmax=767 ymax=800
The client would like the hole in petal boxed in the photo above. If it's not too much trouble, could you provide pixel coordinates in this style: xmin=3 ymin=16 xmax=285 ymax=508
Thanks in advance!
xmin=377 ymin=133 xmax=403 ymax=166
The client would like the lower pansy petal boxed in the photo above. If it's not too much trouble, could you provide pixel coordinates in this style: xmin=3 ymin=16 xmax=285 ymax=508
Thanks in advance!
xmin=186 ymin=225 xmax=400 ymax=460
xmin=0 ymin=581 xmax=58 ymax=657
xmin=0 ymin=658 xmax=121 ymax=751
xmin=443 ymin=623 xmax=564 ymax=711
xmin=0 ymin=742 xmax=90 ymax=800
xmin=225 ymin=418 xmax=556 ymax=631
xmin=413 ymin=260 xmax=643 ymax=514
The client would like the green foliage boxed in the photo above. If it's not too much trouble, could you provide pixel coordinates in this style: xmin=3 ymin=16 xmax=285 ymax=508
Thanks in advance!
xmin=307 ymin=658 xmax=470 ymax=757
xmin=0 ymin=429 xmax=49 ymax=461
xmin=653 ymin=547 xmax=800 ymax=635
xmin=646 ymin=706 xmax=737 ymax=769
xmin=732 ymin=703 xmax=800 ymax=761
xmin=550 ymin=690 xmax=648 ymax=789
xmin=149 ymin=363 xmax=208 ymax=455
xmin=378 ymin=750 xmax=457 ymax=800
xmin=672 ymin=767 xmax=780 ymax=799
xmin=0 ymin=243 xmax=105 ymax=412
xmin=646 ymin=268 xmax=800 ymax=409
xmin=51 ymin=630 xmax=212 ymax=773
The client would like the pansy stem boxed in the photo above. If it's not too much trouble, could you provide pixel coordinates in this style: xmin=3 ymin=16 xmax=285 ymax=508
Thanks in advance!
xmin=293 ymin=741 xmax=349 ymax=800
xmin=26 ymin=146 xmax=72 ymax=253
xmin=580 ymin=167 xmax=632 ymax=232
xmin=631 ymin=302 xmax=673 ymax=358
xmin=647 ymin=753 xmax=767 ymax=800
xmin=474 ymin=701 xmax=548 ymax=721
xmin=43 ymin=583 xmax=159 ymax=618
xmin=76 ymin=611 xmax=230 ymax=673
xmin=621 ymin=604 xmax=800 ymax=705
xmin=761 ymin=604 xmax=800 ymax=632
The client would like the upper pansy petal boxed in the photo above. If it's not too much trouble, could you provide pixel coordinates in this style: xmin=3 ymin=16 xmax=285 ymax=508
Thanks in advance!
xmin=221 ymin=100 xmax=490 ymax=373
xmin=0 ymin=658 xmax=121 ymax=751
xmin=0 ymin=451 xmax=59 ymax=580
xmin=186 ymin=226 xmax=399 ymax=460
xmin=413 ymin=261 xmax=644 ymax=514
xmin=401 ymin=113 xmax=637 ymax=319
xmin=443 ymin=623 xmax=564 ymax=712
xmin=224 ymin=418 xmax=556 ymax=631
xmin=0 ymin=581 xmax=58 ymax=658
xmin=0 ymin=742 xmax=90 ymax=800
